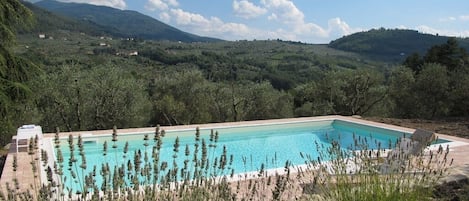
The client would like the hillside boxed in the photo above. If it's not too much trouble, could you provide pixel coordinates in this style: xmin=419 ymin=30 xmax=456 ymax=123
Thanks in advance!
xmin=15 ymin=29 xmax=383 ymax=92
xmin=329 ymin=28 xmax=469 ymax=62
xmin=34 ymin=0 xmax=219 ymax=42
xmin=19 ymin=1 xmax=114 ymax=36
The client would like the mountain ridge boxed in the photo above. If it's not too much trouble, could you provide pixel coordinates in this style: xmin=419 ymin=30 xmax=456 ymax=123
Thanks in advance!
xmin=20 ymin=1 xmax=116 ymax=36
xmin=33 ymin=0 xmax=220 ymax=42
xmin=329 ymin=28 xmax=469 ymax=62
xmin=22 ymin=1 xmax=469 ymax=64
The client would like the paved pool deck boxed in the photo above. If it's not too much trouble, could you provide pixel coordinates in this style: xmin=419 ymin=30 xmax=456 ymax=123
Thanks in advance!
xmin=1 ymin=115 xmax=469 ymax=196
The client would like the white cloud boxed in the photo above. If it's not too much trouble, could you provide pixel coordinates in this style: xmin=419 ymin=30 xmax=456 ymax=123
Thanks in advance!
xmin=146 ymin=0 xmax=168 ymax=11
xmin=56 ymin=0 xmax=361 ymax=43
xmin=58 ymin=0 xmax=126 ymax=9
xmin=166 ymin=0 xmax=179 ymax=7
xmin=396 ymin=25 xmax=409 ymax=29
xmin=260 ymin=0 xmax=328 ymax=40
xmin=261 ymin=0 xmax=304 ymax=25
xmin=267 ymin=13 xmax=277 ymax=21
xmin=416 ymin=25 xmax=469 ymax=37
xmin=258 ymin=0 xmax=360 ymax=42
xmin=293 ymin=22 xmax=327 ymax=37
xmin=328 ymin=17 xmax=358 ymax=36
xmin=268 ymin=29 xmax=296 ymax=40
xmin=170 ymin=9 xmax=209 ymax=26
xmin=233 ymin=0 xmax=267 ymax=19
xmin=159 ymin=12 xmax=171 ymax=22
xmin=144 ymin=0 xmax=359 ymax=43
xmin=169 ymin=8 xmax=253 ymax=38
xmin=439 ymin=16 xmax=457 ymax=22
xmin=286 ymin=18 xmax=362 ymax=42
xmin=459 ymin=15 xmax=469 ymax=21
xmin=145 ymin=0 xmax=179 ymax=11
xmin=416 ymin=25 xmax=439 ymax=34
xmin=439 ymin=15 xmax=469 ymax=22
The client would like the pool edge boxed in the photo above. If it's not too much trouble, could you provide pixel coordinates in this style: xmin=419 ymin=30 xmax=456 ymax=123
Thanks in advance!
xmin=3 ymin=115 xmax=469 ymax=196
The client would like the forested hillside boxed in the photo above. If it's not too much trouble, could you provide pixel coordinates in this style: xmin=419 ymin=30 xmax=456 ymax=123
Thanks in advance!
xmin=34 ymin=0 xmax=219 ymax=42
xmin=11 ymin=30 xmax=469 ymax=144
xmin=329 ymin=28 xmax=469 ymax=62
xmin=20 ymin=1 xmax=113 ymax=36
xmin=12 ymin=32 xmax=385 ymax=140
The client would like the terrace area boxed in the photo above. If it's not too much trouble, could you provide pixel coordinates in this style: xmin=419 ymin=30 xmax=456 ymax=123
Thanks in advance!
xmin=1 ymin=115 xmax=469 ymax=199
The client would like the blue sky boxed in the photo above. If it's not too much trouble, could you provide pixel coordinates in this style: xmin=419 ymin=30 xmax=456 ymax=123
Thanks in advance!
xmin=35 ymin=0 xmax=469 ymax=43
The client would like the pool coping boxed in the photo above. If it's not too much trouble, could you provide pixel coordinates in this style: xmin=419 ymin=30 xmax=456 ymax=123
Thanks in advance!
xmin=2 ymin=115 xmax=469 ymax=196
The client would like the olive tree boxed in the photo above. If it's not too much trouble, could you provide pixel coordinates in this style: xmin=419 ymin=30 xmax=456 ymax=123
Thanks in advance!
xmin=148 ymin=69 xmax=293 ymax=125
xmin=414 ymin=63 xmax=449 ymax=118
xmin=85 ymin=66 xmax=151 ymax=130
xmin=388 ymin=66 xmax=418 ymax=118
xmin=293 ymin=68 xmax=387 ymax=116
xmin=148 ymin=69 xmax=213 ymax=125
xmin=293 ymin=82 xmax=335 ymax=116
xmin=448 ymin=67 xmax=469 ymax=116
xmin=237 ymin=81 xmax=293 ymax=120
xmin=34 ymin=65 xmax=151 ymax=132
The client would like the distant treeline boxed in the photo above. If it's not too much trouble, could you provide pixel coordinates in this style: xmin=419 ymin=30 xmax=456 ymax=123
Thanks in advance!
xmin=330 ymin=28 xmax=469 ymax=62
xmin=3 ymin=19 xmax=469 ymax=145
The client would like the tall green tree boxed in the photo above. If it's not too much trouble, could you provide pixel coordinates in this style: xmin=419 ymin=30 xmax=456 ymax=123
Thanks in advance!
xmin=400 ymin=38 xmax=469 ymax=119
xmin=86 ymin=66 xmax=151 ymax=130
xmin=423 ymin=38 xmax=468 ymax=72
xmin=414 ymin=63 xmax=449 ymax=118
xmin=148 ymin=70 xmax=213 ymax=125
xmin=34 ymin=65 xmax=150 ymax=132
xmin=0 ymin=0 xmax=38 ymax=144
xmin=403 ymin=53 xmax=423 ymax=73
xmin=448 ymin=67 xmax=469 ymax=116
xmin=388 ymin=66 xmax=417 ymax=118
xmin=147 ymin=69 xmax=293 ymax=125
xmin=329 ymin=69 xmax=387 ymax=115
xmin=0 ymin=0 xmax=34 ymax=105
xmin=293 ymin=82 xmax=335 ymax=116
xmin=235 ymin=81 xmax=293 ymax=120
xmin=292 ymin=69 xmax=387 ymax=116
xmin=34 ymin=65 xmax=80 ymax=132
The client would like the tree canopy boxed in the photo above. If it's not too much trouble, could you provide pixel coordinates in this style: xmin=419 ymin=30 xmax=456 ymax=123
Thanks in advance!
xmin=395 ymin=38 xmax=469 ymax=118
xmin=0 ymin=0 xmax=38 ymax=144
xmin=1 ymin=4 xmax=469 ymax=145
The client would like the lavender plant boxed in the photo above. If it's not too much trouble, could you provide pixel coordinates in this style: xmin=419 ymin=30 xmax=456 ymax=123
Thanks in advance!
xmin=0 ymin=127 xmax=454 ymax=201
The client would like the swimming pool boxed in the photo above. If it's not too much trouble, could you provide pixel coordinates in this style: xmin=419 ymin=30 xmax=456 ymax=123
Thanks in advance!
xmin=51 ymin=119 xmax=441 ymax=193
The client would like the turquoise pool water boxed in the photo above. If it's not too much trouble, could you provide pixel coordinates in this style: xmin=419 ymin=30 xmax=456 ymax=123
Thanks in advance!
xmin=54 ymin=120 xmax=421 ymax=192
